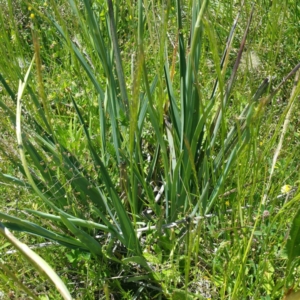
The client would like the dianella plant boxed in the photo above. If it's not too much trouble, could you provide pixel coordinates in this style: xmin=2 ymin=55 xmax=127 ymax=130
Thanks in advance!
xmin=0 ymin=0 xmax=299 ymax=298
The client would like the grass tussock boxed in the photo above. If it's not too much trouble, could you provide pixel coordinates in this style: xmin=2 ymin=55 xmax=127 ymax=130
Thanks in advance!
xmin=0 ymin=0 xmax=300 ymax=299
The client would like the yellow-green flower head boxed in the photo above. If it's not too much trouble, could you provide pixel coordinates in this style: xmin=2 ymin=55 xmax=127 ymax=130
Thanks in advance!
xmin=281 ymin=184 xmax=292 ymax=194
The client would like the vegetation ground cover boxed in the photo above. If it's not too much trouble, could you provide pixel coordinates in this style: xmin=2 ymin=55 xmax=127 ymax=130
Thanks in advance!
xmin=0 ymin=0 xmax=300 ymax=299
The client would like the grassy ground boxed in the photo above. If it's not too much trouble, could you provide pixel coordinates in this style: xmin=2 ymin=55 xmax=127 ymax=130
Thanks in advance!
xmin=0 ymin=0 xmax=300 ymax=299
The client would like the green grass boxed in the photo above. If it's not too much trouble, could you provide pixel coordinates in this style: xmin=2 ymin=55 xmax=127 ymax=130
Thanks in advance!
xmin=0 ymin=0 xmax=299 ymax=299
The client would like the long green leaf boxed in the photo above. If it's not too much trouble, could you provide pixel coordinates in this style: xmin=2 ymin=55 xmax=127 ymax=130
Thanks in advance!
xmin=59 ymin=214 xmax=102 ymax=256
xmin=0 ymin=211 xmax=86 ymax=250
xmin=110 ymin=188 xmax=141 ymax=255
xmin=106 ymin=0 xmax=129 ymax=114
xmin=0 ymin=222 xmax=72 ymax=300
xmin=286 ymin=208 xmax=300 ymax=271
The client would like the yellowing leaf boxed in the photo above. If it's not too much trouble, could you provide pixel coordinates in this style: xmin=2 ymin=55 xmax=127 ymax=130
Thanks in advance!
xmin=283 ymin=289 xmax=300 ymax=300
